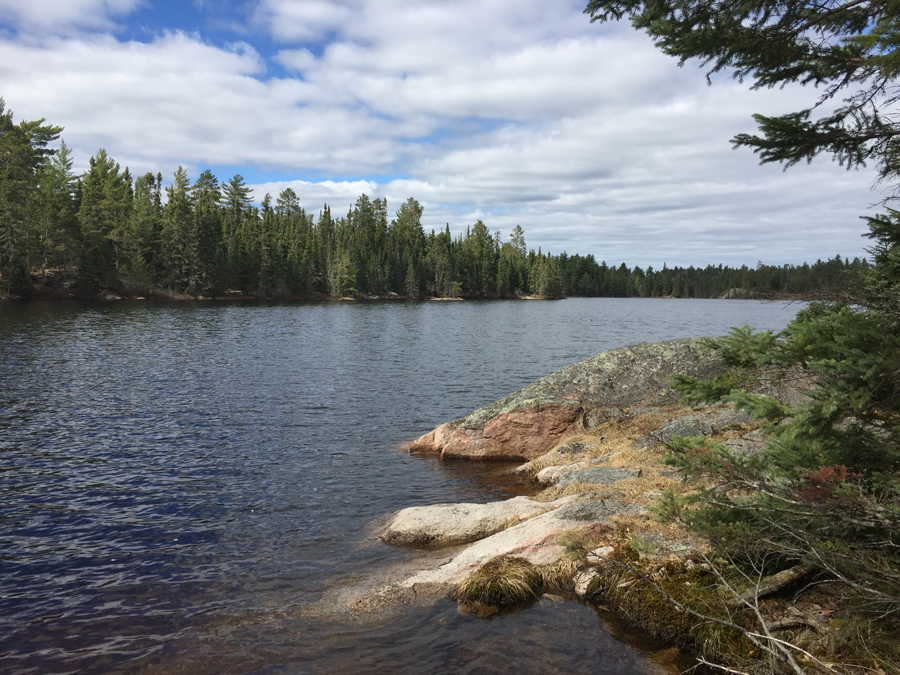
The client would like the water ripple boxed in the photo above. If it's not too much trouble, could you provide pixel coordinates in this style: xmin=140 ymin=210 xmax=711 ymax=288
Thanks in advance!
xmin=0 ymin=298 xmax=801 ymax=672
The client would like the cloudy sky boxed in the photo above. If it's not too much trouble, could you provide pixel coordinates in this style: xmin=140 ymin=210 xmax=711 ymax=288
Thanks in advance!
xmin=0 ymin=0 xmax=882 ymax=267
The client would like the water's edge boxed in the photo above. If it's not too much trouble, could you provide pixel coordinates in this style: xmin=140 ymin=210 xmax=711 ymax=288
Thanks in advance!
xmin=0 ymin=299 xmax=803 ymax=673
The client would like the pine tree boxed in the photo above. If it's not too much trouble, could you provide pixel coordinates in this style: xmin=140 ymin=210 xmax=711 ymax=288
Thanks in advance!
xmin=76 ymin=150 xmax=131 ymax=290
xmin=222 ymin=174 xmax=252 ymax=291
xmin=404 ymin=257 xmax=418 ymax=298
xmin=589 ymin=2 xmax=900 ymax=666
xmin=160 ymin=167 xmax=192 ymax=291
xmin=128 ymin=173 xmax=161 ymax=290
xmin=191 ymin=170 xmax=225 ymax=295
xmin=0 ymin=99 xmax=61 ymax=295
xmin=586 ymin=0 xmax=900 ymax=194
xmin=461 ymin=219 xmax=495 ymax=297
xmin=33 ymin=140 xmax=77 ymax=286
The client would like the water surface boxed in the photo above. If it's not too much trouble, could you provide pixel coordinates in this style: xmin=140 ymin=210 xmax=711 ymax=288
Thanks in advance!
xmin=0 ymin=298 xmax=803 ymax=673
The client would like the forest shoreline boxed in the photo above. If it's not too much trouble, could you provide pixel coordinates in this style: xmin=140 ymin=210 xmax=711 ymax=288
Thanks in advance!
xmin=0 ymin=100 xmax=865 ymax=305
xmin=0 ymin=282 xmax=823 ymax=303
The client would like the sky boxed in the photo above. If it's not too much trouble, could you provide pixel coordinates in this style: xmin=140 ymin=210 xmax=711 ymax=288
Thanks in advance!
xmin=0 ymin=0 xmax=883 ymax=268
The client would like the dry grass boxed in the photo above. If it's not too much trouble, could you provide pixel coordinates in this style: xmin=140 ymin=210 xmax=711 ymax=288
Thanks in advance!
xmin=452 ymin=556 xmax=542 ymax=607
xmin=526 ymin=404 xmax=760 ymax=510
xmin=534 ymin=463 xmax=683 ymax=506
xmin=520 ymin=433 xmax=606 ymax=477
xmin=486 ymin=406 xmax=900 ymax=673
xmin=628 ymin=411 xmax=673 ymax=437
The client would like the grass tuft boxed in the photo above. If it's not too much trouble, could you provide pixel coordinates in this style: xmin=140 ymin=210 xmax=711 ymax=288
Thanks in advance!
xmin=452 ymin=556 xmax=542 ymax=607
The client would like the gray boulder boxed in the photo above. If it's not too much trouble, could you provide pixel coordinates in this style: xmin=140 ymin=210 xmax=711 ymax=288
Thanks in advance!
xmin=460 ymin=338 xmax=727 ymax=431
xmin=584 ymin=407 xmax=627 ymax=428
xmin=404 ymin=338 xmax=730 ymax=460
xmin=554 ymin=499 xmax=647 ymax=521
xmin=535 ymin=456 xmax=611 ymax=485
xmin=635 ymin=407 xmax=754 ymax=449
xmin=557 ymin=467 xmax=642 ymax=487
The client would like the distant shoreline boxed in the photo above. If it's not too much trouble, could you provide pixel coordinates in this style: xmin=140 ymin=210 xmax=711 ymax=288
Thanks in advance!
xmin=0 ymin=287 xmax=821 ymax=303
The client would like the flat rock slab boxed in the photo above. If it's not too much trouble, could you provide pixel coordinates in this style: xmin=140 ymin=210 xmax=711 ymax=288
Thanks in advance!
xmin=553 ymin=499 xmax=647 ymax=520
xmin=397 ymin=498 xmax=634 ymax=589
xmin=536 ymin=457 xmax=610 ymax=485
xmin=557 ymin=467 xmax=642 ymax=488
xmin=380 ymin=496 xmax=562 ymax=548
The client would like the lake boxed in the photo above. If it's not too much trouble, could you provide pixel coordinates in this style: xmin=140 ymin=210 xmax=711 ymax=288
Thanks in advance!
xmin=0 ymin=298 xmax=803 ymax=674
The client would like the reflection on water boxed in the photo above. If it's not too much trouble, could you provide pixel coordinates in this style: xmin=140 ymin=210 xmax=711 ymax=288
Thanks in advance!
xmin=0 ymin=298 xmax=801 ymax=673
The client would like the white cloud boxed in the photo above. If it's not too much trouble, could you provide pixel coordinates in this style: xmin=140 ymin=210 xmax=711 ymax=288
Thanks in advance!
xmin=0 ymin=0 xmax=881 ymax=268
xmin=253 ymin=0 xmax=355 ymax=42
xmin=0 ymin=0 xmax=144 ymax=34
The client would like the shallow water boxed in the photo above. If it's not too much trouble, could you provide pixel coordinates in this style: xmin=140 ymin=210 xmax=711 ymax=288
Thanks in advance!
xmin=0 ymin=298 xmax=802 ymax=673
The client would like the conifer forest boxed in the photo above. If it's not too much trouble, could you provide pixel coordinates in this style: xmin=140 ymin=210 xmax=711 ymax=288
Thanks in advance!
xmin=1 ymin=100 xmax=864 ymax=300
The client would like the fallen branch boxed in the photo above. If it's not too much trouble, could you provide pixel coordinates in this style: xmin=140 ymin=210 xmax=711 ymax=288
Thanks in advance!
xmin=738 ymin=563 xmax=817 ymax=604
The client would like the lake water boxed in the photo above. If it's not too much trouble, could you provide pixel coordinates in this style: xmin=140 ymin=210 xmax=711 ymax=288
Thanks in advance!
xmin=0 ymin=298 xmax=803 ymax=674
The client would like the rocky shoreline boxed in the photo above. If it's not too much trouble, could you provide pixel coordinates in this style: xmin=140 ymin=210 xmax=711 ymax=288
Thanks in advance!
xmin=306 ymin=338 xmax=822 ymax=669
xmin=380 ymin=339 xmax=762 ymax=595
xmin=309 ymin=339 xmax=856 ymax=672
xmin=400 ymin=338 xmax=730 ymax=460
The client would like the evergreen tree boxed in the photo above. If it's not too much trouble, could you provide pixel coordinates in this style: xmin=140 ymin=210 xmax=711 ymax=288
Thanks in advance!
xmin=127 ymin=173 xmax=161 ymax=290
xmin=76 ymin=150 xmax=131 ymax=290
xmin=0 ymin=99 xmax=61 ymax=295
xmin=191 ymin=170 xmax=226 ymax=295
xmin=530 ymin=252 xmax=564 ymax=298
xmin=258 ymin=193 xmax=276 ymax=297
xmin=33 ymin=140 xmax=77 ymax=285
xmin=461 ymin=219 xmax=495 ymax=297
xmin=496 ymin=225 xmax=528 ymax=297
xmin=389 ymin=198 xmax=425 ymax=294
xmin=588 ymin=1 xmax=900 ymax=667
xmin=222 ymin=174 xmax=252 ymax=290
xmin=160 ymin=167 xmax=193 ymax=291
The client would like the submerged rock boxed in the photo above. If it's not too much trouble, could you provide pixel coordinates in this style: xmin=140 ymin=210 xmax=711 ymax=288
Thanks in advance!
xmin=403 ymin=338 xmax=727 ymax=460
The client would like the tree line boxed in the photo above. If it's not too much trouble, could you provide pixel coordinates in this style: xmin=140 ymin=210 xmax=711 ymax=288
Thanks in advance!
xmin=1 ymin=99 xmax=864 ymax=300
